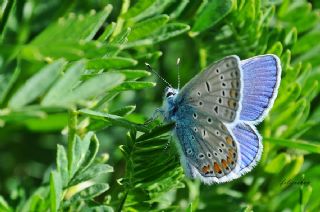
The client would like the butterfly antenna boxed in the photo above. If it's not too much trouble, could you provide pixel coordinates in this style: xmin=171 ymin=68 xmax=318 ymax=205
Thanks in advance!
xmin=177 ymin=58 xmax=181 ymax=90
xmin=145 ymin=63 xmax=172 ymax=88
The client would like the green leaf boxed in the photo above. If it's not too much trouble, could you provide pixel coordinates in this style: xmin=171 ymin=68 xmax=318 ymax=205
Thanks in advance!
xmin=186 ymin=203 xmax=193 ymax=212
xmin=300 ymin=184 xmax=312 ymax=210
xmin=78 ymin=133 xmax=100 ymax=172
xmin=128 ymin=15 xmax=169 ymax=41
xmin=280 ymin=99 xmax=310 ymax=138
xmin=57 ymin=145 xmax=69 ymax=187
xmin=69 ymin=132 xmax=96 ymax=178
xmin=69 ymin=164 xmax=113 ymax=186
xmin=21 ymin=41 xmax=119 ymax=61
xmin=77 ymin=183 xmax=110 ymax=200
xmin=190 ymin=0 xmax=233 ymax=36
xmin=32 ymin=5 xmax=113 ymax=45
xmin=24 ymin=113 xmax=68 ymax=132
xmin=278 ymin=1 xmax=318 ymax=33
xmin=273 ymin=82 xmax=301 ymax=111
xmin=29 ymin=195 xmax=46 ymax=212
xmin=0 ymin=61 xmax=21 ymax=105
xmin=272 ymin=99 xmax=307 ymax=130
xmin=20 ymin=186 xmax=49 ymax=212
xmin=88 ymin=206 xmax=114 ymax=212
xmin=293 ymin=29 xmax=320 ymax=54
xmin=87 ymin=57 xmax=138 ymax=69
xmin=284 ymin=27 xmax=298 ymax=46
xmin=169 ymin=0 xmax=190 ymax=19
xmin=266 ymin=138 xmax=320 ymax=154
xmin=59 ymin=72 xmax=125 ymax=107
xmin=79 ymin=109 xmax=149 ymax=132
xmin=112 ymin=81 xmax=156 ymax=91
xmin=267 ymin=41 xmax=283 ymax=56
xmin=122 ymin=0 xmax=154 ymax=19
xmin=125 ymin=23 xmax=190 ymax=48
xmin=69 ymin=135 xmax=81 ymax=178
xmin=282 ymin=155 xmax=304 ymax=183
xmin=264 ymin=153 xmax=291 ymax=174
xmin=127 ymin=0 xmax=175 ymax=23
xmin=0 ymin=196 xmax=12 ymax=212
xmin=110 ymin=27 xmax=131 ymax=46
xmin=302 ymin=80 xmax=318 ymax=102
xmin=8 ymin=59 xmax=66 ymax=109
xmin=137 ymin=123 xmax=174 ymax=142
xmin=0 ymin=0 xmax=14 ymax=39
xmin=98 ymin=22 xmax=116 ymax=41
xmin=111 ymin=105 xmax=136 ymax=116
xmin=42 ymin=60 xmax=85 ymax=106
xmin=116 ymin=69 xmax=151 ymax=80
xmin=50 ymin=171 xmax=62 ymax=212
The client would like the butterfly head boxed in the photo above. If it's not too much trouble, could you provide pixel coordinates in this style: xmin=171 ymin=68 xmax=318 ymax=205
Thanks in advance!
xmin=164 ymin=87 xmax=178 ymax=99
xmin=162 ymin=87 xmax=179 ymax=122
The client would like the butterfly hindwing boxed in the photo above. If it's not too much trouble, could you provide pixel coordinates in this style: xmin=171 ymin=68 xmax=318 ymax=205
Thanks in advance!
xmin=231 ymin=123 xmax=262 ymax=175
xmin=177 ymin=56 xmax=242 ymax=123
xmin=174 ymin=104 xmax=240 ymax=184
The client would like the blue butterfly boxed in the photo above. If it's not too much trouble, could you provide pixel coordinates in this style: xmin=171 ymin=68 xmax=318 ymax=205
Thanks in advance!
xmin=157 ymin=54 xmax=281 ymax=184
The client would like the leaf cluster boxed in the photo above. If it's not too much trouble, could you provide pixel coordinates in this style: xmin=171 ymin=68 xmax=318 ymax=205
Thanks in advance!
xmin=0 ymin=0 xmax=320 ymax=211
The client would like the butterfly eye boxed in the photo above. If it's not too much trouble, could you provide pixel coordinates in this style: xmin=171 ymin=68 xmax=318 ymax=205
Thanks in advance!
xmin=166 ymin=92 xmax=173 ymax=97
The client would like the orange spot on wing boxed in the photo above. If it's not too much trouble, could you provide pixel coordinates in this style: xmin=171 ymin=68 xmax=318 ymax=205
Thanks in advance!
xmin=221 ymin=124 xmax=227 ymax=131
xmin=228 ymin=100 xmax=237 ymax=109
xmin=221 ymin=159 xmax=228 ymax=169
xmin=226 ymin=136 xmax=233 ymax=145
xmin=228 ymin=149 xmax=234 ymax=158
xmin=202 ymin=165 xmax=210 ymax=174
xmin=230 ymin=90 xmax=236 ymax=98
xmin=213 ymin=162 xmax=222 ymax=174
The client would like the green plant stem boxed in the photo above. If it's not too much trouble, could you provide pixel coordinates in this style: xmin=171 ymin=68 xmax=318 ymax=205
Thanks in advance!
xmin=67 ymin=109 xmax=78 ymax=171
xmin=199 ymin=47 xmax=207 ymax=69
xmin=111 ymin=0 xmax=130 ymax=39
xmin=117 ymin=191 xmax=128 ymax=212
xmin=0 ymin=0 xmax=15 ymax=39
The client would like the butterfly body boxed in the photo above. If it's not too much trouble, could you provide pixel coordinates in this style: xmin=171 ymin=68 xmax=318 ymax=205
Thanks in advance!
xmin=161 ymin=55 xmax=281 ymax=184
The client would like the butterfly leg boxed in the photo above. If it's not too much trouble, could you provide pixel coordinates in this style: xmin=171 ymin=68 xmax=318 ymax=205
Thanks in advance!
xmin=144 ymin=108 xmax=164 ymax=125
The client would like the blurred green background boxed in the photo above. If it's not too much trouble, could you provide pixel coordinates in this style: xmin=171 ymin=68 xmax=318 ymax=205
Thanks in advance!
xmin=1 ymin=0 xmax=320 ymax=211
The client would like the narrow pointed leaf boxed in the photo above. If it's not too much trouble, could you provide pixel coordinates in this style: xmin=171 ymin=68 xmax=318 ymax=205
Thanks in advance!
xmin=9 ymin=59 xmax=66 ymax=109
xmin=266 ymin=138 xmax=320 ymax=154
xmin=50 ymin=171 xmax=62 ymax=212
xmin=190 ymin=0 xmax=233 ymax=36
xmin=87 ymin=57 xmax=138 ymax=69
xmin=42 ymin=61 xmax=85 ymax=106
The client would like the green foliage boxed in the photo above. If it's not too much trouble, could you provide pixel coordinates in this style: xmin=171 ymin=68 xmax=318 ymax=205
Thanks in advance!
xmin=1 ymin=0 xmax=320 ymax=211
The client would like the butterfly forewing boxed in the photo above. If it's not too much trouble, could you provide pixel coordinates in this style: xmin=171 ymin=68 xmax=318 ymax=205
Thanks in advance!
xmin=177 ymin=56 xmax=242 ymax=123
